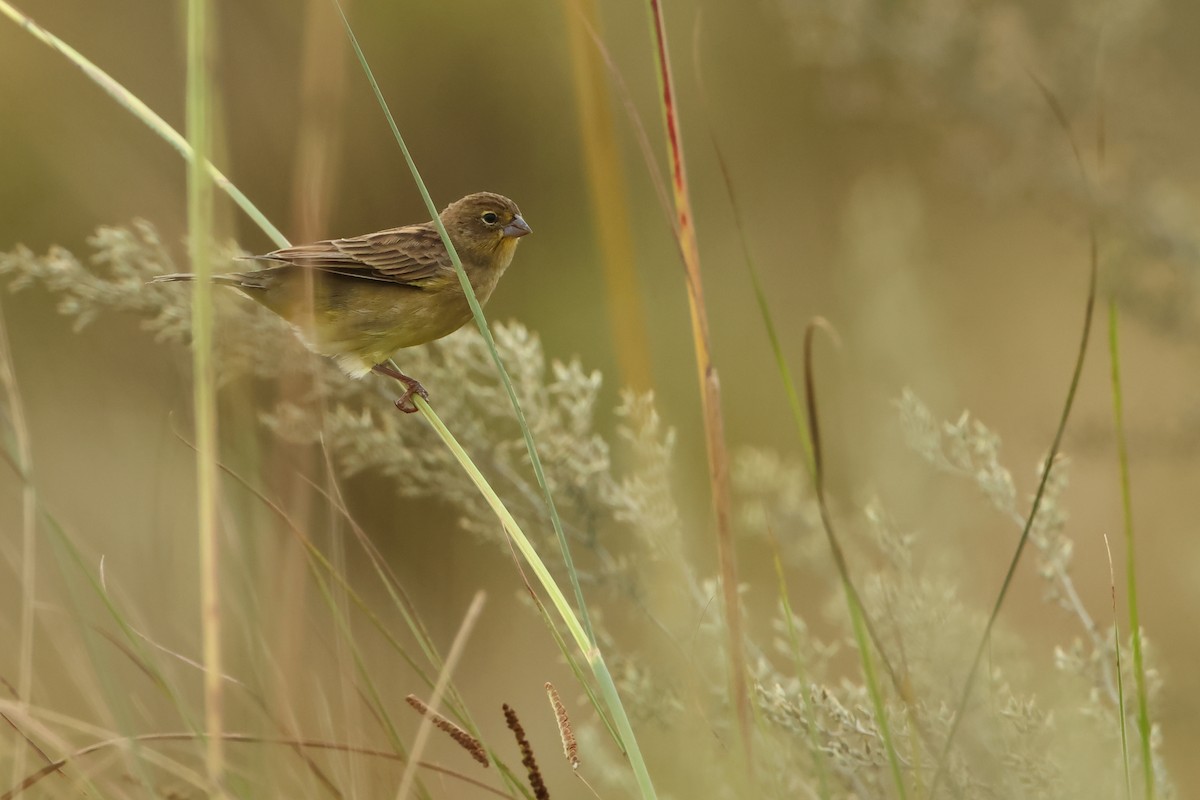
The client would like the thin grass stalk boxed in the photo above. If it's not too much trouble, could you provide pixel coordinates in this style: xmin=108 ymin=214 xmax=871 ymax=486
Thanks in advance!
xmin=1092 ymin=61 xmax=1143 ymax=798
xmin=929 ymin=77 xmax=1099 ymax=798
xmin=226 ymin=463 xmax=524 ymax=798
xmin=803 ymin=323 xmax=908 ymax=800
xmin=1102 ymin=534 xmax=1134 ymax=800
xmin=394 ymin=592 xmax=486 ymax=800
xmin=0 ymin=299 xmax=36 ymax=793
xmin=0 ymin=2 xmax=286 ymax=249
xmin=416 ymin=397 xmax=656 ymax=798
xmin=298 ymin=478 xmax=532 ymax=800
xmin=185 ymin=0 xmax=225 ymax=792
xmin=1 ymin=727 xmax=513 ymax=800
xmin=1108 ymin=301 xmax=1153 ymax=798
xmin=86 ymin=616 xmax=345 ymax=799
xmin=274 ymin=1 xmax=353 ymax=761
xmin=498 ymin=523 xmax=623 ymax=751
xmin=561 ymin=0 xmax=653 ymax=391
xmin=642 ymin=0 xmax=749 ymax=762
xmin=40 ymin=511 xmax=194 ymax=795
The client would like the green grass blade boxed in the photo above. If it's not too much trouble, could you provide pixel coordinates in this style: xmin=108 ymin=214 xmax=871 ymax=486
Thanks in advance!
xmin=328 ymin=0 xmax=597 ymax=652
xmin=929 ymin=76 xmax=1099 ymax=797
xmin=1108 ymin=299 xmax=1153 ymax=799
xmin=414 ymin=395 xmax=657 ymax=798
xmin=804 ymin=323 xmax=908 ymax=800
xmin=1102 ymin=533 xmax=1134 ymax=800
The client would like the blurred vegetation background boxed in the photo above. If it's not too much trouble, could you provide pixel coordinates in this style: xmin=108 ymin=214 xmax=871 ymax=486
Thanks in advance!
xmin=1 ymin=0 xmax=1198 ymax=796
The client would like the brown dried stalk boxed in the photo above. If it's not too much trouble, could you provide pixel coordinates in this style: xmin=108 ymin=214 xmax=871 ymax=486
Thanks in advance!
xmin=544 ymin=683 xmax=578 ymax=770
xmin=504 ymin=704 xmax=549 ymax=800
xmin=643 ymin=0 xmax=750 ymax=765
xmin=405 ymin=695 xmax=488 ymax=768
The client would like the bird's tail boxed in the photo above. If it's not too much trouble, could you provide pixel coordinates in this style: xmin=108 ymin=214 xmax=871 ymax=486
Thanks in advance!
xmin=150 ymin=272 xmax=268 ymax=289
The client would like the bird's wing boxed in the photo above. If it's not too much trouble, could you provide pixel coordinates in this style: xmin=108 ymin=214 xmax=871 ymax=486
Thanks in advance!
xmin=256 ymin=223 xmax=452 ymax=285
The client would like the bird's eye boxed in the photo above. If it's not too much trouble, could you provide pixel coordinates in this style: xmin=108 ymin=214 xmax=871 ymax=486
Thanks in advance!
xmin=481 ymin=212 xmax=499 ymax=224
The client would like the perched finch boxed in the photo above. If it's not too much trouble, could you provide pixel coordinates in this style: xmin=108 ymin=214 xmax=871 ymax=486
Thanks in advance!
xmin=154 ymin=192 xmax=531 ymax=411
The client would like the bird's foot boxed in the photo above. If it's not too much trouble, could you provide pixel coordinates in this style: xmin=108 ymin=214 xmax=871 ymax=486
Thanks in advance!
xmin=393 ymin=378 xmax=430 ymax=414
xmin=371 ymin=363 xmax=430 ymax=414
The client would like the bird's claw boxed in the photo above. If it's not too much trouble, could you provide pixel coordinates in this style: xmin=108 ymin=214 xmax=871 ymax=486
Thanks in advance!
xmin=393 ymin=379 xmax=430 ymax=414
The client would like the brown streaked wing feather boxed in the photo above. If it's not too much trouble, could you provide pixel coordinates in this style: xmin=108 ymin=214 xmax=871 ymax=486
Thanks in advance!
xmin=260 ymin=223 xmax=451 ymax=285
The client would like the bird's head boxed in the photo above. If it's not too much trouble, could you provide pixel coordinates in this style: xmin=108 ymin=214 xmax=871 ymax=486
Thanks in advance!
xmin=440 ymin=192 xmax=530 ymax=268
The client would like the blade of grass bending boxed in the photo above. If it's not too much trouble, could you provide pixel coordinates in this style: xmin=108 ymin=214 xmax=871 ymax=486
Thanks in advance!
xmin=928 ymin=77 xmax=1100 ymax=798
xmin=0 ymin=1 xmax=287 ymax=250
xmin=803 ymin=322 xmax=908 ymax=800
xmin=330 ymin=7 xmax=657 ymax=797
xmin=413 ymin=395 xmax=657 ymax=798
xmin=328 ymin=0 xmax=596 ymax=651
xmin=498 ymin=523 xmax=623 ymax=752
xmin=642 ymin=0 xmax=750 ymax=765
xmin=185 ymin=0 xmax=226 ymax=792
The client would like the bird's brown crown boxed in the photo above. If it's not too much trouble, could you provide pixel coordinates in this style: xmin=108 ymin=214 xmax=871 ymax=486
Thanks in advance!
xmin=438 ymin=193 xmax=529 ymax=260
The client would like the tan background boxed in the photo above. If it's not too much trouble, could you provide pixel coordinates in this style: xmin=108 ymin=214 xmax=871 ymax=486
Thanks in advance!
xmin=0 ymin=0 xmax=1197 ymax=796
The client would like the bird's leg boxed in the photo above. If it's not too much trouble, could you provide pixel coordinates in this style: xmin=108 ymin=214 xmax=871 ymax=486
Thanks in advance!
xmin=371 ymin=363 xmax=430 ymax=413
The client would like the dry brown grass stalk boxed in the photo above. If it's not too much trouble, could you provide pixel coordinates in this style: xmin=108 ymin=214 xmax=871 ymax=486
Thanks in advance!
xmin=544 ymin=683 xmax=578 ymax=770
xmin=504 ymin=703 xmax=549 ymax=800
xmin=644 ymin=0 xmax=750 ymax=767
xmin=405 ymin=694 xmax=488 ymax=767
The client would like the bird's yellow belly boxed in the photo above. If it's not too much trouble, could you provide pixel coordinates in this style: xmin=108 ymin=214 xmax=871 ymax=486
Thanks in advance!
xmin=301 ymin=282 xmax=478 ymax=377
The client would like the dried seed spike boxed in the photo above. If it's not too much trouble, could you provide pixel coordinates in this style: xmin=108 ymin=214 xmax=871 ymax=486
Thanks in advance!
xmin=405 ymin=694 xmax=489 ymax=767
xmin=544 ymin=682 xmax=578 ymax=769
xmin=504 ymin=703 xmax=549 ymax=800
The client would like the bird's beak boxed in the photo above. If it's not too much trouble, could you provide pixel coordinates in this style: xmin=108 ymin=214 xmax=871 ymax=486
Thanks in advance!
xmin=503 ymin=216 xmax=532 ymax=238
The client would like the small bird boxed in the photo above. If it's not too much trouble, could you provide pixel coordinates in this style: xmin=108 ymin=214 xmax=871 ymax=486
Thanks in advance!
xmin=154 ymin=192 xmax=531 ymax=411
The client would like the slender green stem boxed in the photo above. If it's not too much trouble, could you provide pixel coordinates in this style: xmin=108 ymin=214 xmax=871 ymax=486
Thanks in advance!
xmin=804 ymin=324 xmax=907 ymax=800
xmin=929 ymin=77 xmax=1102 ymax=798
xmin=1108 ymin=299 xmax=1153 ymax=799
xmin=1102 ymin=533 xmax=1134 ymax=800
xmin=328 ymin=0 xmax=596 ymax=651
xmin=185 ymin=0 xmax=224 ymax=794
xmin=414 ymin=396 xmax=657 ymax=798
